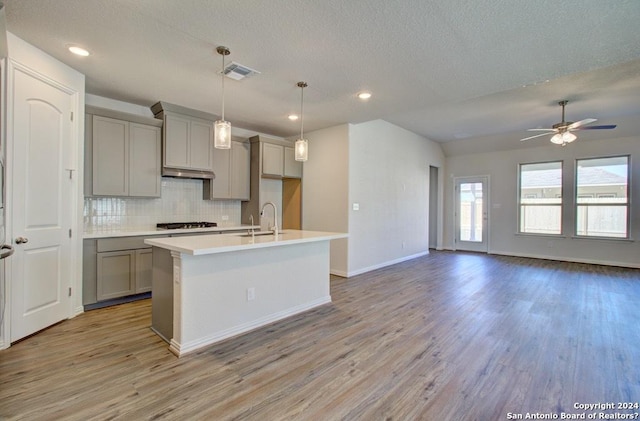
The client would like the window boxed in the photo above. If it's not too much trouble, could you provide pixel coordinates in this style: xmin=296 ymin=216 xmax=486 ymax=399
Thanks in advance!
xmin=576 ymin=156 xmax=629 ymax=238
xmin=519 ymin=161 xmax=562 ymax=235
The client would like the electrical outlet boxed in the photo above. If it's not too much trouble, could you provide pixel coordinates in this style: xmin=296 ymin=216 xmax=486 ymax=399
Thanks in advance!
xmin=222 ymin=215 xmax=229 ymax=221
xmin=247 ymin=287 xmax=255 ymax=301
xmin=402 ymin=241 xmax=406 ymax=249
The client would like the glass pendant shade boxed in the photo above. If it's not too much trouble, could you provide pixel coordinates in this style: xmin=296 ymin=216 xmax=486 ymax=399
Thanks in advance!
xmin=295 ymin=138 xmax=308 ymax=161
xmin=214 ymin=120 xmax=231 ymax=149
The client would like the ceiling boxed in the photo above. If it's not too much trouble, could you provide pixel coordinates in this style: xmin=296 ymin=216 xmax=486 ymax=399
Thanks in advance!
xmin=4 ymin=0 xmax=640 ymax=151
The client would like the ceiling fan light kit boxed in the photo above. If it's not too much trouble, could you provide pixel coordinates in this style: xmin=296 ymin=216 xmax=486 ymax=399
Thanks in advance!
xmin=550 ymin=131 xmax=576 ymax=145
xmin=520 ymin=100 xmax=616 ymax=146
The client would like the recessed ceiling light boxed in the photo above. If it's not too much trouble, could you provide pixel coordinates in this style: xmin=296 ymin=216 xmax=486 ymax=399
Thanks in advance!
xmin=288 ymin=114 xmax=299 ymax=121
xmin=357 ymin=91 xmax=372 ymax=100
xmin=68 ymin=45 xmax=90 ymax=56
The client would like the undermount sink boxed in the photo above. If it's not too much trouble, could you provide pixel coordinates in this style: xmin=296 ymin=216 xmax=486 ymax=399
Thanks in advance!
xmin=236 ymin=230 xmax=286 ymax=238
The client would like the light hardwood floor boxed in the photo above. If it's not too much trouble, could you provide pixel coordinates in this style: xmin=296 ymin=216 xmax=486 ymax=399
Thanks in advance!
xmin=1 ymin=251 xmax=639 ymax=420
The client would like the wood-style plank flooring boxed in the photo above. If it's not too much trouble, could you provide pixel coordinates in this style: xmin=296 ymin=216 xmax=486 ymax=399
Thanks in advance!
xmin=1 ymin=251 xmax=639 ymax=420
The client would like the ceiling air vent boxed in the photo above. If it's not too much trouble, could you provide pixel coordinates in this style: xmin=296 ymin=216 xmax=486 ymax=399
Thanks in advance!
xmin=222 ymin=62 xmax=260 ymax=80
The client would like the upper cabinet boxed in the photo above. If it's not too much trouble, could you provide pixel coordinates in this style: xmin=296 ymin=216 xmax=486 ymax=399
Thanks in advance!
xmin=255 ymin=136 xmax=302 ymax=179
xmin=262 ymin=142 xmax=284 ymax=178
xmin=151 ymin=101 xmax=215 ymax=176
xmin=85 ymin=106 xmax=162 ymax=198
xmin=203 ymin=139 xmax=250 ymax=201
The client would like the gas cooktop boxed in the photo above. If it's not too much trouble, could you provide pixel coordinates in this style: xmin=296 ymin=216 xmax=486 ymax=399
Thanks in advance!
xmin=156 ymin=222 xmax=217 ymax=230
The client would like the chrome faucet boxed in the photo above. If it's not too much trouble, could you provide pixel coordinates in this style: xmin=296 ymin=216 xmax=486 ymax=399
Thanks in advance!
xmin=260 ymin=201 xmax=279 ymax=234
xmin=249 ymin=214 xmax=255 ymax=237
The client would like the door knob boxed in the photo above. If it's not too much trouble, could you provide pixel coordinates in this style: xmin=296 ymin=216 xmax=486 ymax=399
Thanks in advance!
xmin=15 ymin=236 xmax=29 ymax=244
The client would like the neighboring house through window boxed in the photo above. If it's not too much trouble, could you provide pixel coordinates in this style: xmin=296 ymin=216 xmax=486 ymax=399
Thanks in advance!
xmin=576 ymin=156 xmax=629 ymax=238
xmin=519 ymin=161 xmax=562 ymax=235
xmin=518 ymin=156 xmax=630 ymax=239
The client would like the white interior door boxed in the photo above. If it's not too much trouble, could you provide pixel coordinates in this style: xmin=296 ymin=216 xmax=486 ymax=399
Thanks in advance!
xmin=455 ymin=176 xmax=488 ymax=253
xmin=10 ymin=64 xmax=73 ymax=341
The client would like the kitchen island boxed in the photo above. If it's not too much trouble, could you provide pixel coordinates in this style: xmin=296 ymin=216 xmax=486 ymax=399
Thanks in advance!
xmin=145 ymin=230 xmax=347 ymax=356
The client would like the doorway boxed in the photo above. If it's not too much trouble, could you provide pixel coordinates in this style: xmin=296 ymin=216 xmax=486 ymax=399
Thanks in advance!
xmin=5 ymin=34 xmax=83 ymax=344
xmin=454 ymin=176 xmax=488 ymax=253
xmin=429 ymin=166 xmax=438 ymax=249
xmin=282 ymin=178 xmax=301 ymax=230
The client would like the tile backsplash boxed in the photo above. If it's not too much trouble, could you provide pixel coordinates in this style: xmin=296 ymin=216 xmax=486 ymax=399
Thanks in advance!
xmin=84 ymin=177 xmax=241 ymax=232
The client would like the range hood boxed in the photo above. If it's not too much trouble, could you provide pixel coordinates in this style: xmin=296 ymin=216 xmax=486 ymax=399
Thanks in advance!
xmin=162 ymin=167 xmax=215 ymax=179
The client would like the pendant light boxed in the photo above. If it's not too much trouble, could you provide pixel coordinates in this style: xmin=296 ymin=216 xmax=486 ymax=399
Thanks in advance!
xmin=295 ymin=81 xmax=308 ymax=161
xmin=214 ymin=46 xmax=231 ymax=149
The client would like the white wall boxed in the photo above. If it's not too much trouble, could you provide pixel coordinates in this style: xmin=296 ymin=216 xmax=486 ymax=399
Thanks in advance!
xmin=348 ymin=120 xmax=445 ymax=275
xmin=302 ymin=124 xmax=350 ymax=275
xmin=443 ymin=135 xmax=640 ymax=267
xmin=302 ymin=120 xmax=445 ymax=277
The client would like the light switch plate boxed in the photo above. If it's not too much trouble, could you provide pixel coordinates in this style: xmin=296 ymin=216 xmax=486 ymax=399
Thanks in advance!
xmin=352 ymin=203 xmax=360 ymax=211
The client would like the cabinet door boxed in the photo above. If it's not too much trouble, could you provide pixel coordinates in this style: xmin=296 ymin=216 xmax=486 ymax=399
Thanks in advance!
xmin=96 ymin=251 xmax=135 ymax=301
xmin=189 ymin=118 xmax=214 ymax=171
xmin=262 ymin=142 xmax=284 ymax=177
xmin=212 ymin=147 xmax=231 ymax=199
xmin=129 ymin=123 xmax=161 ymax=197
xmin=93 ymin=116 xmax=129 ymax=196
xmin=163 ymin=113 xmax=190 ymax=168
xmin=284 ymin=146 xmax=302 ymax=178
xmin=231 ymin=141 xmax=250 ymax=200
xmin=135 ymin=249 xmax=153 ymax=293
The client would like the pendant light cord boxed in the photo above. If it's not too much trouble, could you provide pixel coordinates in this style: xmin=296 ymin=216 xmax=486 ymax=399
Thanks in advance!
xmin=300 ymin=84 xmax=304 ymax=139
xmin=221 ymin=52 xmax=225 ymax=121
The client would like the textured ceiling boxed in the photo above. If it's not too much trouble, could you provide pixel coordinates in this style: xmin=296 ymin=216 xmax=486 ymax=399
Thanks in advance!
xmin=4 ymin=0 xmax=640 ymax=149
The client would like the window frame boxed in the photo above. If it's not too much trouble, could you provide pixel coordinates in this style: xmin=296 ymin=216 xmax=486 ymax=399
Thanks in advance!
xmin=517 ymin=160 xmax=564 ymax=236
xmin=574 ymin=155 xmax=630 ymax=240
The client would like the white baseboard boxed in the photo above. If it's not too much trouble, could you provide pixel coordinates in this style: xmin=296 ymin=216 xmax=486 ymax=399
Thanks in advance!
xmin=346 ymin=251 xmax=429 ymax=277
xmin=169 ymin=296 xmax=332 ymax=357
xmin=489 ymin=250 xmax=640 ymax=269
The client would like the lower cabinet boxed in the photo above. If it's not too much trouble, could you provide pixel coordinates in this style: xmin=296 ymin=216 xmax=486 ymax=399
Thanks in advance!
xmin=83 ymin=236 xmax=154 ymax=306
xmin=135 ymin=249 xmax=153 ymax=293
xmin=83 ymin=232 xmax=245 ymax=307
xmin=96 ymin=250 xmax=135 ymax=301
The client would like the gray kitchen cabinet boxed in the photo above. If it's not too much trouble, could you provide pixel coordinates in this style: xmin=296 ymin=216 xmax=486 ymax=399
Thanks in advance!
xmin=135 ymin=248 xmax=153 ymax=293
xmin=85 ymin=106 xmax=162 ymax=197
xmin=242 ymin=136 xmax=303 ymax=227
xmin=151 ymin=101 xmax=215 ymax=174
xmin=230 ymin=141 xmax=251 ymax=199
xmin=92 ymin=115 xmax=128 ymax=196
xmin=163 ymin=113 xmax=214 ymax=171
xmin=203 ymin=139 xmax=250 ymax=200
xmin=284 ymin=146 xmax=302 ymax=178
xmin=262 ymin=142 xmax=284 ymax=178
xmin=83 ymin=236 xmax=155 ymax=306
xmin=96 ymin=250 xmax=136 ymax=301
xmin=129 ymin=123 xmax=162 ymax=196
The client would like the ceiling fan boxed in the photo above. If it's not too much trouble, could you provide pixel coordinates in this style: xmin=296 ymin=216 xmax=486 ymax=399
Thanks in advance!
xmin=520 ymin=100 xmax=616 ymax=146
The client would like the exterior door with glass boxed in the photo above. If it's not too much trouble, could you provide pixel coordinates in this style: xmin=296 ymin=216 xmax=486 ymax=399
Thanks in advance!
xmin=455 ymin=176 xmax=488 ymax=252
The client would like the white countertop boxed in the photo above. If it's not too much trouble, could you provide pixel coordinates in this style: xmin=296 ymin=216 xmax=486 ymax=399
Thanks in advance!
xmin=144 ymin=229 xmax=348 ymax=255
xmin=83 ymin=225 xmax=258 ymax=239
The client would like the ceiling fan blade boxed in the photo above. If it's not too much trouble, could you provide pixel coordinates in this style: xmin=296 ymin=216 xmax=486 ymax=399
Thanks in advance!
xmin=526 ymin=128 xmax=556 ymax=132
xmin=568 ymin=118 xmax=597 ymax=129
xmin=520 ymin=132 xmax=554 ymax=141
xmin=575 ymin=124 xmax=617 ymax=130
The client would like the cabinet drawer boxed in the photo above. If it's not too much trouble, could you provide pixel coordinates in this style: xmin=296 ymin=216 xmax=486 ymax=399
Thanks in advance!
xmin=97 ymin=236 xmax=150 ymax=252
